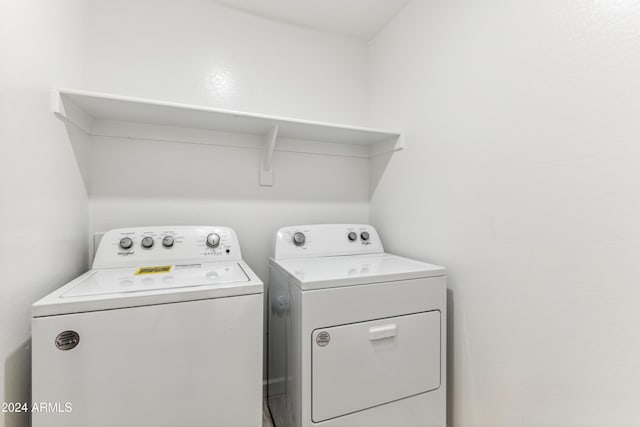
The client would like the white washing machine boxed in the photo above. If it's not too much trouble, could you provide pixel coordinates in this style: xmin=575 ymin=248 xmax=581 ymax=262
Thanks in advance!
xmin=267 ymin=224 xmax=446 ymax=427
xmin=32 ymin=226 xmax=263 ymax=427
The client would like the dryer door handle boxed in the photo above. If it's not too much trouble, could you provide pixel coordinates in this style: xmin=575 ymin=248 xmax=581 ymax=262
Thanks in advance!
xmin=369 ymin=324 xmax=397 ymax=341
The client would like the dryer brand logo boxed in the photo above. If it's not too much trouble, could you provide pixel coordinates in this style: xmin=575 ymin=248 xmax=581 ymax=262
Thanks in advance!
xmin=316 ymin=331 xmax=330 ymax=347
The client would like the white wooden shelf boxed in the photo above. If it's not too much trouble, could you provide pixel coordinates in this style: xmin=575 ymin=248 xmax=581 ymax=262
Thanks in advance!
xmin=53 ymin=89 xmax=403 ymax=186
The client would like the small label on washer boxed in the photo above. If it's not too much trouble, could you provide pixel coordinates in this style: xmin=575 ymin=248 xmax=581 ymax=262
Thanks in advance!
xmin=134 ymin=265 xmax=173 ymax=275
xmin=316 ymin=331 xmax=330 ymax=347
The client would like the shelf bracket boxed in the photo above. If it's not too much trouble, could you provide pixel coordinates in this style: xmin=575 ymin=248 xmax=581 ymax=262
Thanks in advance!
xmin=260 ymin=125 xmax=279 ymax=186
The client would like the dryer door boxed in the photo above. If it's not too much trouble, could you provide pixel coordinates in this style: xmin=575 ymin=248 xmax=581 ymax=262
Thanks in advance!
xmin=311 ymin=311 xmax=441 ymax=422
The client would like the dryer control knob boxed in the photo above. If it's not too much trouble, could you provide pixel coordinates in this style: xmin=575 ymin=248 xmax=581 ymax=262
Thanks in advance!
xmin=348 ymin=232 xmax=358 ymax=241
xmin=292 ymin=232 xmax=306 ymax=246
xmin=206 ymin=233 xmax=221 ymax=248
xmin=119 ymin=237 xmax=133 ymax=250
xmin=360 ymin=231 xmax=370 ymax=241
xmin=162 ymin=236 xmax=174 ymax=248
xmin=141 ymin=236 xmax=154 ymax=249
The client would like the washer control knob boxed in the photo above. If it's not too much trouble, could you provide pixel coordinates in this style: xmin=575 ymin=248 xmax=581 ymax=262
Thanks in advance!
xmin=141 ymin=236 xmax=154 ymax=249
xmin=206 ymin=233 xmax=221 ymax=248
xmin=292 ymin=232 xmax=306 ymax=247
xmin=360 ymin=231 xmax=370 ymax=241
xmin=119 ymin=237 xmax=133 ymax=250
xmin=162 ymin=236 xmax=174 ymax=248
xmin=348 ymin=232 xmax=358 ymax=242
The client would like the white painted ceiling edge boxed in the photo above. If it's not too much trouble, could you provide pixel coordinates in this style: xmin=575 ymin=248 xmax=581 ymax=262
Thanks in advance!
xmin=212 ymin=0 xmax=412 ymax=40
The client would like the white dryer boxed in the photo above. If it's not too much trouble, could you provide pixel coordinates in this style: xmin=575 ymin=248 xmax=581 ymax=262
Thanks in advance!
xmin=32 ymin=226 xmax=263 ymax=427
xmin=267 ymin=224 xmax=446 ymax=427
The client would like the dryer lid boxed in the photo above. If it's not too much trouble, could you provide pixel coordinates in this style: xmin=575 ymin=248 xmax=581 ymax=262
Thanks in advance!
xmin=270 ymin=253 xmax=445 ymax=290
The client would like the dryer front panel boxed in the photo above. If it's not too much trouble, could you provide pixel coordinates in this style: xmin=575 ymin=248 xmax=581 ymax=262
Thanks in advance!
xmin=311 ymin=310 xmax=441 ymax=422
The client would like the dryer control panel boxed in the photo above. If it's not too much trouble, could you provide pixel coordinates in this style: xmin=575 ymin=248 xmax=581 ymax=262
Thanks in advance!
xmin=273 ymin=224 xmax=384 ymax=260
xmin=93 ymin=226 xmax=242 ymax=269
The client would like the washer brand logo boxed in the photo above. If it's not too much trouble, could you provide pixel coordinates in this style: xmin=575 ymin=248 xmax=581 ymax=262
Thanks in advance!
xmin=316 ymin=331 xmax=330 ymax=347
xmin=55 ymin=331 xmax=80 ymax=351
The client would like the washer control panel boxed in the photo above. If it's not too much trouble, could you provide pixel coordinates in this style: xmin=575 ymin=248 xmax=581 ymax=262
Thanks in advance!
xmin=273 ymin=224 xmax=384 ymax=259
xmin=93 ymin=226 xmax=242 ymax=269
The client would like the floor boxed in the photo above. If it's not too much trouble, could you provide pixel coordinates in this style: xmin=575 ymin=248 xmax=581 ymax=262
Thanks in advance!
xmin=263 ymin=399 xmax=275 ymax=427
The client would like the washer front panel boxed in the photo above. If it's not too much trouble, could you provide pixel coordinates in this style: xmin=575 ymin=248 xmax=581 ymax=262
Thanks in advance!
xmin=32 ymin=294 xmax=263 ymax=427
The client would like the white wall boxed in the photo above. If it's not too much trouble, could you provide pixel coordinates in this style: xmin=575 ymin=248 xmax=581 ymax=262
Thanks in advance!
xmin=0 ymin=1 xmax=89 ymax=426
xmin=369 ymin=1 xmax=640 ymax=426
xmin=87 ymin=0 xmax=369 ymax=125
xmin=85 ymin=0 xmax=372 ymax=280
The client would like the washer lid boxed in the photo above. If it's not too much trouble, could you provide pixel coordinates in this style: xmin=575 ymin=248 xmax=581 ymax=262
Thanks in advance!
xmin=62 ymin=262 xmax=248 ymax=298
xmin=32 ymin=261 xmax=263 ymax=317
xmin=270 ymin=253 xmax=446 ymax=290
